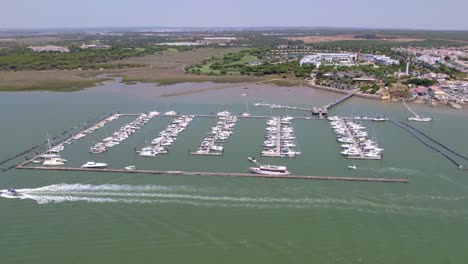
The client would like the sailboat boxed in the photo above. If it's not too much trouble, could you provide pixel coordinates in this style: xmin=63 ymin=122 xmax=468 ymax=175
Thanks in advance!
xmin=241 ymin=103 xmax=251 ymax=117
xmin=41 ymin=134 xmax=61 ymax=159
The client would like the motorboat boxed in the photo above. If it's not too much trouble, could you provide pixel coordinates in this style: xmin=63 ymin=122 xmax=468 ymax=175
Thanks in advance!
xmin=348 ymin=165 xmax=357 ymax=170
xmin=408 ymin=117 xmax=432 ymax=122
xmin=210 ymin=145 xmax=223 ymax=152
xmin=0 ymin=189 xmax=22 ymax=197
xmin=248 ymin=157 xmax=257 ymax=163
xmin=124 ymin=165 xmax=136 ymax=170
xmin=139 ymin=150 xmax=158 ymax=157
xmin=81 ymin=162 xmax=108 ymax=168
xmin=164 ymin=111 xmax=177 ymax=116
xmin=372 ymin=117 xmax=388 ymax=122
xmin=41 ymin=152 xmax=61 ymax=159
xmin=43 ymin=158 xmax=66 ymax=166
xmin=249 ymin=165 xmax=290 ymax=175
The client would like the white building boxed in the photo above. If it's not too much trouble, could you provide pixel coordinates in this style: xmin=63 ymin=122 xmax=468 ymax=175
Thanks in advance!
xmin=360 ymin=54 xmax=400 ymax=65
xmin=28 ymin=45 xmax=70 ymax=53
xmin=300 ymin=53 xmax=357 ymax=67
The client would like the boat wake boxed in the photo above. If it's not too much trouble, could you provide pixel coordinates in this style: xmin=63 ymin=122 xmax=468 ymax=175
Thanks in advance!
xmin=0 ymin=184 xmax=394 ymax=210
xmin=2 ymin=184 xmax=467 ymax=217
xmin=361 ymin=167 xmax=422 ymax=175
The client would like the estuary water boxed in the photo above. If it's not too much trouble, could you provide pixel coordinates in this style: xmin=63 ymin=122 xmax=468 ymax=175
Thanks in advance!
xmin=0 ymin=80 xmax=467 ymax=263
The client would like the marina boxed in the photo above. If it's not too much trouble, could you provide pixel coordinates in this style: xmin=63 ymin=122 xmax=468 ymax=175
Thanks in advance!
xmin=190 ymin=111 xmax=237 ymax=155
xmin=261 ymin=116 xmax=301 ymax=157
xmin=90 ymin=112 xmax=157 ymax=154
xmin=329 ymin=116 xmax=383 ymax=160
xmin=9 ymin=106 xmax=466 ymax=178
xmin=138 ymin=114 xmax=193 ymax=157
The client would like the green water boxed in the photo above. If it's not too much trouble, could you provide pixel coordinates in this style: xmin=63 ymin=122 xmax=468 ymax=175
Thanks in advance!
xmin=1 ymin=81 xmax=468 ymax=263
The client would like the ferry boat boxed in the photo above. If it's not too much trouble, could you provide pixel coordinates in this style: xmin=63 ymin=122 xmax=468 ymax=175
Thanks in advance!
xmin=249 ymin=165 xmax=290 ymax=175
xmin=81 ymin=162 xmax=108 ymax=168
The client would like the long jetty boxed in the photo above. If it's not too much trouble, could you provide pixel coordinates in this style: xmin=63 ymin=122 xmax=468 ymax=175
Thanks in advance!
xmin=389 ymin=120 xmax=463 ymax=168
xmin=15 ymin=166 xmax=409 ymax=183
xmin=323 ymin=93 xmax=355 ymax=111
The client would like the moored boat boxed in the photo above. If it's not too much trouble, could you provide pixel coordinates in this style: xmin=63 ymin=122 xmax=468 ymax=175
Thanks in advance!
xmin=249 ymin=165 xmax=290 ymax=175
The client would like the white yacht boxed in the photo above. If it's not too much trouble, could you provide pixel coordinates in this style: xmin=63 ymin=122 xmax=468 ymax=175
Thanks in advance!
xmin=373 ymin=117 xmax=388 ymax=122
xmin=41 ymin=153 xmax=61 ymax=159
xmin=81 ymin=162 xmax=108 ymax=168
xmin=164 ymin=111 xmax=177 ymax=116
xmin=210 ymin=145 xmax=223 ymax=152
xmin=139 ymin=150 xmax=158 ymax=157
xmin=408 ymin=117 xmax=432 ymax=122
xmin=250 ymin=165 xmax=290 ymax=175
xmin=43 ymin=158 xmax=66 ymax=166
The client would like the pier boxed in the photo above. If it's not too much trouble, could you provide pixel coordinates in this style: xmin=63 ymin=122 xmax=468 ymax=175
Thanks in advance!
xmin=15 ymin=166 xmax=409 ymax=183
xmin=313 ymin=93 xmax=355 ymax=118
xmin=330 ymin=117 xmax=383 ymax=160
xmin=261 ymin=117 xmax=299 ymax=158
xmin=323 ymin=93 xmax=355 ymax=111
xmin=190 ymin=113 xmax=236 ymax=156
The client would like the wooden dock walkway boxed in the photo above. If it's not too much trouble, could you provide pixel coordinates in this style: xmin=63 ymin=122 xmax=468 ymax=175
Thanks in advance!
xmin=323 ymin=93 xmax=355 ymax=111
xmin=15 ymin=166 xmax=409 ymax=183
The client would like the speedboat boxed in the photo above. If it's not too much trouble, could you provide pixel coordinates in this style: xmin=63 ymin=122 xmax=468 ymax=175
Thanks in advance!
xmin=348 ymin=165 xmax=357 ymax=170
xmin=124 ymin=165 xmax=136 ymax=170
xmin=139 ymin=150 xmax=158 ymax=157
xmin=0 ymin=189 xmax=22 ymax=197
xmin=373 ymin=117 xmax=388 ymax=122
xmin=81 ymin=162 xmax=108 ymax=168
xmin=249 ymin=165 xmax=290 ymax=175
xmin=248 ymin=157 xmax=257 ymax=163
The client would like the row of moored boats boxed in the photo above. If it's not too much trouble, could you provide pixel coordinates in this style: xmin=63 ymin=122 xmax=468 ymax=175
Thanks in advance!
xmin=138 ymin=115 xmax=193 ymax=157
xmin=195 ymin=111 xmax=237 ymax=154
xmin=90 ymin=112 xmax=159 ymax=154
xmin=329 ymin=116 xmax=383 ymax=159
xmin=262 ymin=117 xmax=301 ymax=157
xmin=39 ymin=114 xmax=121 ymax=166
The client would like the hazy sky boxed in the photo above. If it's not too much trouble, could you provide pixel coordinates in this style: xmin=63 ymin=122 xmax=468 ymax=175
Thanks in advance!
xmin=1 ymin=0 xmax=467 ymax=30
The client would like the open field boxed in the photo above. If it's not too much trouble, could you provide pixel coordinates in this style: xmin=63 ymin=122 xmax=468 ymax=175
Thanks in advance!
xmin=0 ymin=70 xmax=108 ymax=92
xmin=0 ymin=47 xmax=308 ymax=92
xmin=109 ymin=48 xmax=287 ymax=85
xmin=0 ymin=48 xmax=285 ymax=91
xmin=287 ymin=34 xmax=426 ymax=43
